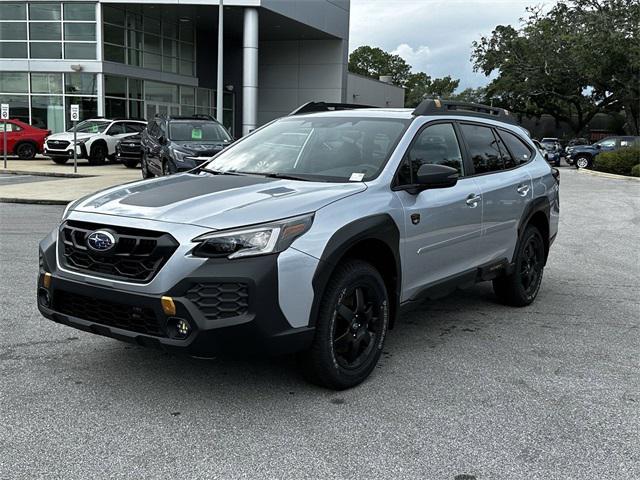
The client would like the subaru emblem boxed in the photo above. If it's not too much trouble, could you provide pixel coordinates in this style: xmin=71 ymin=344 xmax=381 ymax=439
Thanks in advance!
xmin=87 ymin=230 xmax=116 ymax=252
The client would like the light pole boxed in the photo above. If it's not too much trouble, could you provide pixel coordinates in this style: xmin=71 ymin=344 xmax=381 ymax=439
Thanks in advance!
xmin=216 ymin=0 xmax=224 ymax=125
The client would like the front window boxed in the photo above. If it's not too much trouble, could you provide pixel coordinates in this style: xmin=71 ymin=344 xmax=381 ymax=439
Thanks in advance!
xmin=595 ymin=138 xmax=616 ymax=148
xmin=168 ymin=121 xmax=231 ymax=142
xmin=71 ymin=120 xmax=110 ymax=133
xmin=204 ymin=117 xmax=409 ymax=182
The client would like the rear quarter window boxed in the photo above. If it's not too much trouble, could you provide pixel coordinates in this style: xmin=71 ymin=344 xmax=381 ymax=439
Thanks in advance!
xmin=499 ymin=130 xmax=533 ymax=166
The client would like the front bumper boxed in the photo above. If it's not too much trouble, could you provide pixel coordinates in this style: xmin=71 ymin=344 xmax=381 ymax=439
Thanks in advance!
xmin=45 ymin=143 xmax=88 ymax=159
xmin=38 ymin=231 xmax=315 ymax=357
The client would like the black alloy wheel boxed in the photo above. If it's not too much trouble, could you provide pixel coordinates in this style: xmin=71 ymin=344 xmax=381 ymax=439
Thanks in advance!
xmin=16 ymin=142 xmax=36 ymax=159
xmin=519 ymin=233 xmax=544 ymax=297
xmin=333 ymin=284 xmax=384 ymax=370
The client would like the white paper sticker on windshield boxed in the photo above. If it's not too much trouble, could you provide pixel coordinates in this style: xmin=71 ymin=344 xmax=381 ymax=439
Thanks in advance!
xmin=349 ymin=172 xmax=365 ymax=182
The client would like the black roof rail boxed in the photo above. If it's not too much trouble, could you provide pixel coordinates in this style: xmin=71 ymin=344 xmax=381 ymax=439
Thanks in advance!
xmin=412 ymin=99 xmax=518 ymax=125
xmin=289 ymin=101 xmax=377 ymax=116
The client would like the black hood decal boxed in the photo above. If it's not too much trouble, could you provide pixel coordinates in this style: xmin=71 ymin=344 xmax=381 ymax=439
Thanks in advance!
xmin=119 ymin=174 xmax=275 ymax=208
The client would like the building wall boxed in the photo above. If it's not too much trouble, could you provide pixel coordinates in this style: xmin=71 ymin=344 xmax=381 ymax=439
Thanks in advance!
xmin=258 ymin=39 xmax=348 ymax=124
xmin=346 ymin=73 xmax=405 ymax=108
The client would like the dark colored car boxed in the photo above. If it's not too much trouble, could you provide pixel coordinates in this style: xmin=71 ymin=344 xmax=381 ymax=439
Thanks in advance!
xmin=116 ymin=133 xmax=143 ymax=168
xmin=537 ymin=140 xmax=561 ymax=166
xmin=0 ymin=119 xmax=50 ymax=159
xmin=140 ymin=115 xmax=233 ymax=177
xmin=564 ymin=138 xmax=589 ymax=157
xmin=568 ymin=136 xmax=640 ymax=168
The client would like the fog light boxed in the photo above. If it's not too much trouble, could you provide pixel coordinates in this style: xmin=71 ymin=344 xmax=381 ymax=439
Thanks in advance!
xmin=43 ymin=272 xmax=52 ymax=288
xmin=161 ymin=296 xmax=176 ymax=316
xmin=167 ymin=317 xmax=191 ymax=339
xmin=38 ymin=287 xmax=51 ymax=307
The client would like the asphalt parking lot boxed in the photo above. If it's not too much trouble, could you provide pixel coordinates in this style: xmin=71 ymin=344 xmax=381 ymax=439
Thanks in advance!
xmin=0 ymin=169 xmax=638 ymax=479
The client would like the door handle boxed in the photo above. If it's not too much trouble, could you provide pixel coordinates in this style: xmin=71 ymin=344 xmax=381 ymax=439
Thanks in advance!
xmin=516 ymin=184 xmax=530 ymax=196
xmin=466 ymin=193 xmax=481 ymax=208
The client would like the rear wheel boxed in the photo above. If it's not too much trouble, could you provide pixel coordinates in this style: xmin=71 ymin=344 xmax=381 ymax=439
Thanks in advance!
xmin=88 ymin=143 xmax=107 ymax=165
xmin=302 ymin=260 xmax=389 ymax=390
xmin=575 ymin=154 xmax=590 ymax=169
xmin=51 ymin=157 xmax=68 ymax=165
xmin=493 ymin=225 xmax=545 ymax=307
xmin=15 ymin=142 xmax=37 ymax=160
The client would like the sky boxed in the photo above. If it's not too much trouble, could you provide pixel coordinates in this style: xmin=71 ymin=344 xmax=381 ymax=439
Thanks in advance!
xmin=349 ymin=0 xmax=554 ymax=91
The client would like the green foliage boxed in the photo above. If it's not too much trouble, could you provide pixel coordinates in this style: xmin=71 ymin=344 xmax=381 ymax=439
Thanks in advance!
xmin=472 ymin=0 xmax=640 ymax=135
xmin=404 ymin=73 xmax=459 ymax=107
xmin=348 ymin=46 xmax=412 ymax=86
xmin=348 ymin=46 xmax=462 ymax=108
xmin=631 ymin=164 xmax=640 ymax=177
xmin=592 ymin=147 xmax=640 ymax=176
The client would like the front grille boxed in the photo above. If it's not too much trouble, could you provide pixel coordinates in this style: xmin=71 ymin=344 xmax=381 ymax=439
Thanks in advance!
xmin=186 ymin=283 xmax=249 ymax=320
xmin=53 ymin=290 xmax=165 ymax=336
xmin=118 ymin=143 xmax=141 ymax=155
xmin=47 ymin=140 xmax=70 ymax=149
xmin=59 ymin=221 xmax=178 ymax=283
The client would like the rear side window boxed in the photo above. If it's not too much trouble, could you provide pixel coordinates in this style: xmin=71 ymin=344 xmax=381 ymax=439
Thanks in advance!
xmin=460 ymin=124 xmax=503 ymax=174
xmin=499 ymin=130 xmax=533 ymax=165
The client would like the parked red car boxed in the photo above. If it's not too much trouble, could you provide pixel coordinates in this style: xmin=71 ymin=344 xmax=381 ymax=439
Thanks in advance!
xmin=0 ymin=119 xmax=50 ymax=159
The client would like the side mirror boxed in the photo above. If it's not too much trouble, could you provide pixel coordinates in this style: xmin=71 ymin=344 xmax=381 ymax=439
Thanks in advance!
xmin=414 ymin=164 xmax=459 ymax=190
xmin=595 ymin=144 xmax=601 ymax=149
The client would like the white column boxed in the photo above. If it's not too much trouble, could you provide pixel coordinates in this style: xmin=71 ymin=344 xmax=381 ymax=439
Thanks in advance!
xmin=242 ymin=7 xmax=258 ymax=136
xmin=216 ymin=0 xmax=224 ymax=124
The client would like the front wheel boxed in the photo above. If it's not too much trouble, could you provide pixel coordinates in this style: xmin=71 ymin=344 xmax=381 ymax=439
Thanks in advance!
xmin=51 ymin=157 xmax=68 ymax=165
xmin=493 ymin=225 xmax=545 ymax=307
xmin=88 ymin=144 xmax=107 ymax=165
xmin=141 ymin=154 xmax=153 ymax=179
xmin=301 ymin=260 xmax=390 ymax=390
xmin=123 ymin=158 xmax=139 ymax=168
xmin=575 ymin=155 xmax=590 ymax=169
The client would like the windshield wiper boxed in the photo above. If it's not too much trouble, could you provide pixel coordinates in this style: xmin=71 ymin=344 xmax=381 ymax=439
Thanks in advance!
xmin=255 ymin=172 xmax=312 ymax=182
xmin=199 ymin=167 xmax=244 ymax=176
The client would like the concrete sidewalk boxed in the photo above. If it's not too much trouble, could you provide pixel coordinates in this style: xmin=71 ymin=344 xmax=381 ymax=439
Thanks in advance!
xmin=0 ymin=158 xmax=140 ymax=204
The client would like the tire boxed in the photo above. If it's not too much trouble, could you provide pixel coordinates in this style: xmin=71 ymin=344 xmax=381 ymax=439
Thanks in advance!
xmin=162 ymin=159 xmax=176 ymax=176
xmin=141 ymin=154 xmax=153 ymax=179
xmin=493 ymin=225 xmax=545 ymax=307
xmin=123 ymin=158 xmax=139 ymax=169
xmin=575 ymin=155 xmax=590 ymax=169
xmin=301 ymin=260 xmax=390 ymax=390
xmin=51 ymin=157 xmax=68 ymax=165
xmin=88 ymin=143 xmax=107 ymax=165
xmin=15 ymin=142 xmax=37 ymax=160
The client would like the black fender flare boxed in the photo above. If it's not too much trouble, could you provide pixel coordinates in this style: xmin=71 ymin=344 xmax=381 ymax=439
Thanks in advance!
xmin=514 ymin=195 xmax=551 ymax=264
xmin=309 ymin=214 xmax=402 ymax=328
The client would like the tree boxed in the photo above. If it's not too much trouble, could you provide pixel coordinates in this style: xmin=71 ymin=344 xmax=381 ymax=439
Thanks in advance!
xmin=472 ymin=0 xmax=640 ymax=135
xmin=348 ymin=46 xmax=412 ymax=86
xmin=404 ymin=73 xmax=460 ymax=107
xmin=451 ymin=87 xmax=489 ymax=104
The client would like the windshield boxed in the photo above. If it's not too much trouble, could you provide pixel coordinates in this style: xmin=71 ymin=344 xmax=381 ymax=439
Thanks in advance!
xmin=169 ymin=121 xmax=231 ymax=142
xmin=204 ymin=116 xmax=410 ymax=182
xmin=71 ymin=120 xmax=110 ymax=133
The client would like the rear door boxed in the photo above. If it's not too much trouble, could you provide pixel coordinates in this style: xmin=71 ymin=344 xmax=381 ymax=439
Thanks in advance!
xmin=395 ymin=121 xmax=484 ymax=298
xmin=459 ymin=123 xmax=533 ymax=264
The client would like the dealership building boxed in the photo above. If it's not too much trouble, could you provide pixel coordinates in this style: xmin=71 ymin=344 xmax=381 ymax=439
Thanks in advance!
xmin=0 ymin=0 xmax=404 ymax=137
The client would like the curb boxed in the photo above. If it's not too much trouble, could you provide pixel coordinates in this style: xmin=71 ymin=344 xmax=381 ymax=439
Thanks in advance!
xmin=0 ymin=169 xmax=91 ymax=178
xmin=577 ymin=168 xmax=640 ymax=181
xmin=0 ymin=197 xmax=70 ymax=205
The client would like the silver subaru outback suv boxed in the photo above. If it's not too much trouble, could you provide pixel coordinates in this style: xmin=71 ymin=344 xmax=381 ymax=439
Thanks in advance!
xmin=38 ymin=100 xmax=560 ymax=390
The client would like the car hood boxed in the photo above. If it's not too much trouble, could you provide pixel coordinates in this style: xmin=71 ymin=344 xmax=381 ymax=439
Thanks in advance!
xmin=47 ymin=131 xmax=98 ymax=142
xmin=173 ymin=141 xmax=231 ymax=155
xmin=71 ymin=172 xmax=367 ymax=230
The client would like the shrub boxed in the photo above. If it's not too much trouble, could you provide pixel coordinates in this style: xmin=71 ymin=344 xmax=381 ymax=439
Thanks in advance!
xmin=631 ymin=164 xmax=640 ymax=177
xmin=593 ymin=147 xmax=640 ymax=176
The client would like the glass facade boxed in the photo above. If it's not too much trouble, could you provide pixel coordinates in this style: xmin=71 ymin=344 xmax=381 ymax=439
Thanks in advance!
xmin=0 ymin=2 xmax=97 ymax=59
xmin=0 ymin=72 xmax=97 ymax=132
xmin=103 ymin=4 xmax=196 ymax=77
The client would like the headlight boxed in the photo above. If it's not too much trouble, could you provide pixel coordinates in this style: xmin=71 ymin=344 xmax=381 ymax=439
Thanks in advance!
xmin=75 ymin=138 xmax=87 ymax=146
xmin=170 ymin=148 xmax=192 ymax=163
xmin=191 ymin=213 xmax=314 ymax=259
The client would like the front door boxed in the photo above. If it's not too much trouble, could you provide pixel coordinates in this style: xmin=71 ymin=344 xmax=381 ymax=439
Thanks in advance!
xmin=395 ymin=122 xmax=484 ymax=300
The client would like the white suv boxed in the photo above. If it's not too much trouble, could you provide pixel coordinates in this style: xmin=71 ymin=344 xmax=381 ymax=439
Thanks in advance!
xmin=44 ymin=118 xmax=147 ymax=165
